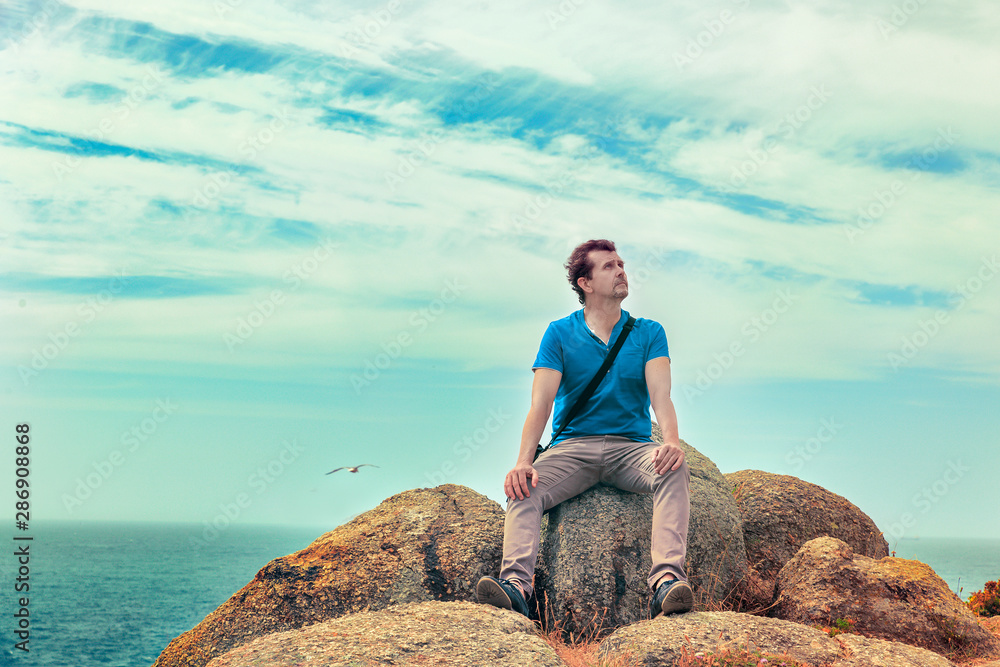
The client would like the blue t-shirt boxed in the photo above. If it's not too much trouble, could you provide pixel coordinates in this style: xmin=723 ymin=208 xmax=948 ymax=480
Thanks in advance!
xmin=532 ymin=308 xmax=670 ymax=445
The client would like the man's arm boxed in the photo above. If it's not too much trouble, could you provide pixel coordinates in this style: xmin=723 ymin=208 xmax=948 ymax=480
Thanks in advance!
xmin=646 ymin=356 xmax=685 ymax=475
xmin=505 ymin=367 xmax=561 ymax=500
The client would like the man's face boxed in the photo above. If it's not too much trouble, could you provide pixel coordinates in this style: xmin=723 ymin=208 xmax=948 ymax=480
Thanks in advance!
xmin=581 ymin=250 xmax=628 ymax=302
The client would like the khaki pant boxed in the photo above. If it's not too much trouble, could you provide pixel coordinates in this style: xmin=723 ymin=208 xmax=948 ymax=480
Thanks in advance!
xmin=501 ymin=435 xmax=690 ymax=599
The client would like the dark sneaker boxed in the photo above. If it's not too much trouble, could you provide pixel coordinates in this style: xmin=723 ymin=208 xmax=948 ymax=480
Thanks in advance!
xmin=649 ymin=578 xmax=693 ymax=618
xmin=475 ymin=576 xmax=530 ymax=617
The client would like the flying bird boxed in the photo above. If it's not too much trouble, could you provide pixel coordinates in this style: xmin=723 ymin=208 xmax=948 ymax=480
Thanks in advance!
xmin=326 ymin=464 xmax=379 ymax=475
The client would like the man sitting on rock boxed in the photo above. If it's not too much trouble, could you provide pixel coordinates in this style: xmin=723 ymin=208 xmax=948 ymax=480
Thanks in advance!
xmin=476 ymin=239 xmax=692 ymax=619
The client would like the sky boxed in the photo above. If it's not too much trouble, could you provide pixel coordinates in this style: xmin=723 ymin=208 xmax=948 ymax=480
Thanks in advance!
xmin=1 ymin=0 xmax=998 ymax=544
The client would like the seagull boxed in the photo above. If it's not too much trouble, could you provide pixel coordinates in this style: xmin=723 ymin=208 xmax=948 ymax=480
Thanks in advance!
xmin=326 ymin=464 xmax=379 ymax=475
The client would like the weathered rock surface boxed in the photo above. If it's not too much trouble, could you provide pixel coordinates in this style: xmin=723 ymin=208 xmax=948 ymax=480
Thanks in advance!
xmin=533 ymin=428 xmax=747 ymax=638
xmin=725 ymin=469 xmax=888 ymax=610
xmin=153 ymin=443 xmax=994 ymax=667
xmin=673 ymin=433 xmax=747 ymax=605
xmin=772 ymin=537 xmax=1000 ymax=660
xmin=598 ymin=610 xmax=956 ymax=667
xmin=835 ymin=634 xmax=957 ymax=667
xmin=535 ymin=484 xmax=655 ymax=634
xmin=204 ymin=601 xmax=561 ymax=667
xmin=153 ymin=485 xmax=503 ymax=667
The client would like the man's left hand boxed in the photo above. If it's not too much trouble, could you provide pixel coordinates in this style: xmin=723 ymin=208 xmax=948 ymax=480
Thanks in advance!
xmin=652 ymin=442 xmax=684 ymax=475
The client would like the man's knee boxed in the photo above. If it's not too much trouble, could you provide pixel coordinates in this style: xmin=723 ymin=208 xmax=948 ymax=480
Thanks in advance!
xmin=657 ymin=459 xmax=690 ymax=486
xmin=505 ymin=491 xmax=546 ymax=513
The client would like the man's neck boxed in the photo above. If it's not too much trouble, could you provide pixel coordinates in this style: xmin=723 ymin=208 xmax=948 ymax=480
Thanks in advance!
xmin=583 ymin=300 xmax=623 ymax=342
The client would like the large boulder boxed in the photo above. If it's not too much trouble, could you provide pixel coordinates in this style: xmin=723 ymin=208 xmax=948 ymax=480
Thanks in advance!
xmin=534 ymin=485 xmax=655 ymax=634
xmin=204 ymin=601 xmax=561 ymax=667
xmin=771 ymin=537 xmax=1000 ymax=661
xmin=674 ymin=433 xmax=747 ymax=605
xmin=153 ymin=484 xmax=504 ymax=667
xmin=598 ymin=610 xmax=956 ymax=667
xmin=726 ymin=470 xmax=889 ymax=610
xmin=533 ymin=429 xmax=747 ymax=638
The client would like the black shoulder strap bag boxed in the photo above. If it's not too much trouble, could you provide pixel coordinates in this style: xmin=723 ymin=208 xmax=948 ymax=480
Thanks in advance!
xmin=534 ymin=315 xmax=636 ymax=461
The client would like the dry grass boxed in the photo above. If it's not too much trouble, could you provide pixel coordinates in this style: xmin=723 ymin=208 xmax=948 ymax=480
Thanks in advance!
xmin=532 ymin=592 xmax=640 ymax=667
xmin=952 ymin=614 xmax=1000 ymax=666
xmin=676 ymin=644 xmax=812 ymax=666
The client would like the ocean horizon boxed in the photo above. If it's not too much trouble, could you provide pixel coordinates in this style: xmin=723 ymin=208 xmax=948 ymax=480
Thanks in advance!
xmin=2 ymin=522 xmax=996 ymax=667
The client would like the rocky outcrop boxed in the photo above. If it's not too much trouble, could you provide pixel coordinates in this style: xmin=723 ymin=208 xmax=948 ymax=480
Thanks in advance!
xmin=204 ymin=601 xmax=561 ymax=667
xmin=532 ymin=430 xmax=747 ymax=638
xmin=153 ymin=484 xmax=503 ymax=667
xmin=598 ymin=610 xmax=956 ymax=667
xmin=835 ymin=634 xmax=958 ymax=667
xmin=725 ymin=469 xmax=888 ymax=610
xmin=535 ymin=485 xmax=655 ymax=634
xmin=652 ymin=426 xmax=748 ymax=603
xmin=153 ymin=440 xmax=994 ymax=667
xmin=674 ymin=435 xmax=747 ymax=605
xmin=772 ymin=537 xmax=1000 ymax=660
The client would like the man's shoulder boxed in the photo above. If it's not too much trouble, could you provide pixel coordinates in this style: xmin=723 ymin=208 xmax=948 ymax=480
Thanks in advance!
xmin=632 ymin=315 xmax=664 ymax=330
xmin=540 ymin=310 xmax=665 ymax=334
xmin=619 ymin=309 xmax=662 ymax=331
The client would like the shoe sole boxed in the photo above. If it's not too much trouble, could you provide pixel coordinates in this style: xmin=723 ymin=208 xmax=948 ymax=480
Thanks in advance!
xmin=476 ymin=577 xmax=513 ymax=610
xmin=660 ymin=581 xmax=694 ymax=615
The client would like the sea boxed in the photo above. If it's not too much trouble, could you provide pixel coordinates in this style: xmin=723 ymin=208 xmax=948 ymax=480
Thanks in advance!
xmin=0 ymin=523 xmax=996 ymax=667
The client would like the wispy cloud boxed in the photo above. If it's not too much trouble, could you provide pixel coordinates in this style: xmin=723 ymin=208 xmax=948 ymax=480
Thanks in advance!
xmin=3 ymin=0 xmax=999 ymax=380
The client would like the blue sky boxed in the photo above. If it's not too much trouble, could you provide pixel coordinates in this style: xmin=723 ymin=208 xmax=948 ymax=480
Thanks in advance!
xmin=1 ymin=0 xmax=998 ymax=543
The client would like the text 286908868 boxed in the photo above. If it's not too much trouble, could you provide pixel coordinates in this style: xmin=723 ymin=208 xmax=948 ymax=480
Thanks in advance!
xmin=14 ymin=423 xmax=32 ymax=652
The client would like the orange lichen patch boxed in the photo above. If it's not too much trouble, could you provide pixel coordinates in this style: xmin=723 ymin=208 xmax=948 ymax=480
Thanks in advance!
xmin=874 ymin=557 xmax=939 ymax=580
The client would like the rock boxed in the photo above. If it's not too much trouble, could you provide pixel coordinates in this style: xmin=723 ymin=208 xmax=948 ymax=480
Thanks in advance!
xmin=725 ymin=469 xmax=888 ymax=610
xmin=771 ymin=536 xmax=1000 ymax=660
xmin=835 ymin=634 xmax=956 ymax=667
xmin=534 ymin=484 xmax=655 ymax=635
xmin=204 ymin=601 xmax=561 ymax=667
xmin=673 ymin=433 xmax=747 ymax=605
xmin=533 ymin=428 xmax=747 ymax=638
xmin=598 ymin=610 xmax=956 ymax=667
xmin=153 ymin=484 xmax=504 ymax=667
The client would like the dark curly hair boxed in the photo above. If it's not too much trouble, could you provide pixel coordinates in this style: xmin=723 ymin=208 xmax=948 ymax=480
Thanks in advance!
xmin=565 ymin=239 xmax=617 ymax=305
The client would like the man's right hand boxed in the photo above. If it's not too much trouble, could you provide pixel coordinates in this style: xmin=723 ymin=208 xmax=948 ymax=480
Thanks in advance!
xmin=504 ymin=461 xmax=538 ymax=500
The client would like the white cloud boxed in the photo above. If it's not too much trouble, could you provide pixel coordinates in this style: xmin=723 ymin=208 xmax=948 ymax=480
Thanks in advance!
xmin=3 ymin=0 xmax=998 ymax=390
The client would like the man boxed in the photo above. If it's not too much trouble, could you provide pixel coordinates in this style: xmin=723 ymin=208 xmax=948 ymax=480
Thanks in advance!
xmin=475 ymin=239 xmax=692 ymax=619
